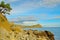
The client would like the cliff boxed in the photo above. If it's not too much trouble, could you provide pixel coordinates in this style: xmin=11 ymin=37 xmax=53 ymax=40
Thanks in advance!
xmin=0 ymin=13 xmax=55 ymax=40
xmin=0 ymin=27 xmax=55 ymax=40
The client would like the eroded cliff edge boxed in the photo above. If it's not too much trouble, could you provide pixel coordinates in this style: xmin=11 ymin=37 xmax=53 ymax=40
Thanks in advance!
xmin=0 ymin=27 xmax=55 ymax=40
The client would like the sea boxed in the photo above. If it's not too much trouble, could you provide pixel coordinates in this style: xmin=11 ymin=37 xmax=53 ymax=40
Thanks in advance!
xmin=24 ymin=27 xmax=60 ymax=40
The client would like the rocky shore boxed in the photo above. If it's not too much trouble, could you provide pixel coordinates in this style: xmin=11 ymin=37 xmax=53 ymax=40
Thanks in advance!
xmin=0 ymin=27 xmax=55 ymax=40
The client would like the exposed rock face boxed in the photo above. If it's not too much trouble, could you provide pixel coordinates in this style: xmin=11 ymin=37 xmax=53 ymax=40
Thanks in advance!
xmin=0 ymin=27 xmax=55 ymax=40
xmin=24 ymin=30 xmax=55 ymax=40
xmin=44 ymin=31 xmax=55 ymax=40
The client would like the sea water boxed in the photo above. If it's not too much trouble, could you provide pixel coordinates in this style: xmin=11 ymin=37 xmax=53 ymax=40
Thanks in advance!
xmin=24 ymin=27 xmax=60 ymax=40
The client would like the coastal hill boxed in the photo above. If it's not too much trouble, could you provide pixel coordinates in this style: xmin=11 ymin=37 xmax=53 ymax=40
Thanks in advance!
xmin=23 ymin=24 xmax=42 ymax=28
xmin=10 ymin=23 xmax=42 ymax=28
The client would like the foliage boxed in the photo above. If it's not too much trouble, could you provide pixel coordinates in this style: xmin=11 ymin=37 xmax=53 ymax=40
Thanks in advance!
xmin=0 ymin=1 xmax=12 ymax=14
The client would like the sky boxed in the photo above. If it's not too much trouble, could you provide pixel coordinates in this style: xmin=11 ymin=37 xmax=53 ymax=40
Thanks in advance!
xmin=0 ymin=0 xmax=60 ymax=27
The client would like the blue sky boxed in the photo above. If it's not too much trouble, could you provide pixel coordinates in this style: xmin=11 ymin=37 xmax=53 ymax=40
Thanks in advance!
xmin=0 ymin=0 xmax=60 ymax=27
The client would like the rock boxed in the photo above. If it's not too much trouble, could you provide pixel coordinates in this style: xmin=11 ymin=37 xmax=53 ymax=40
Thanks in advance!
xmin=44 ymin=31 xmax=55 ymax=40
xmin=0 ymin=27 xmax=55 ymax=40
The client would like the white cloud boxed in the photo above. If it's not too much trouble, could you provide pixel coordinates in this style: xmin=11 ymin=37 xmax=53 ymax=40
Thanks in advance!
xmin=54 ymin=16 xmax=60 ymax=19
xmin=10 ymin=16 xmax=39 ymax=21
xmin=9 ymin=15 xmax=39 ymax=25
xmin=0 ymin=0 xmax=19 ymax=3
xmin=43 ymin=23 xmax=60 ymax=27
xmin=45 ymin=16 xmax=60 ymax=20
xmin=8 ymin=14 xmax=60 ymax=27
xmin=22 ymin=21 xmax=38 ymax=26
xmin=39 ymin=0 xmax=60 ymax=8
xmin=10 ymin=0 xmax=60 ymax=14
xmin=5 ymin=0 xmax=19 ymax=3
xmin=39 ymin=14 xmax=60 ymax=20
xmin=9 ymin=13 xmax=60 ymax=22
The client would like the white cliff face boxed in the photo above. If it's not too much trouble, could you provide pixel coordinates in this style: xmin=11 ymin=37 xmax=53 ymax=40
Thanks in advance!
xmin=0 ymin=27 xmax=54 ymax=40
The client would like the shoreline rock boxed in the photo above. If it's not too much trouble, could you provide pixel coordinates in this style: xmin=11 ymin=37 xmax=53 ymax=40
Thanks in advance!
xmin=0 ymin=27 xmax=55 ymax=40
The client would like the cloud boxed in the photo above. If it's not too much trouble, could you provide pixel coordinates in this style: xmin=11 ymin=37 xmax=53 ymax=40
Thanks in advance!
xmin=1 ymin=0 xmax=60 ymax=14
xmin=8 ymin=14 xmax=60 ymax=26
xmin=5 ymin=0 xmax=19 ymax=3
xmin=10 ymin=0 xmax=60 ymax=14
xmin=9 ymin=14 xmax=60 ymax=22
xmin=10 ymin=16 xmax=39 ymax=25
xmin=45 ymin=16 xmax=60 ymax=20
xmin=39 ymin=0 xmax=60 ymax=8
xmin=10 ymin=16 xmax=39 ymax=23
xmin=54 ymin=16 xmax=60 ymax=19
xmin=22 ymin=21 xmax=38 ymax=26
xmin=0 ymin=0 xmax=19 ymax=3
xmin=39 ymin=14 xmax=60 ymax=20
xmin=43 ymin=23 xmax=60 ymax=27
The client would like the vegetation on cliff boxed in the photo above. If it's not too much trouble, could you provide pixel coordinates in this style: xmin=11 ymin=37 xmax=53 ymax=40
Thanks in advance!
xmin=0 ymin=1 xmax=12 ymax=14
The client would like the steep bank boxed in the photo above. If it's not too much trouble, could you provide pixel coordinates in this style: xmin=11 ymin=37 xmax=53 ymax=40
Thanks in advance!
xmin=0 ymin=27 xmax=55 ymax=40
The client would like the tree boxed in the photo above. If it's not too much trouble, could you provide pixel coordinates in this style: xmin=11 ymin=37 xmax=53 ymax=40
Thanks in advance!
xmin=0 ymin=1 xmax=12 ymax=15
